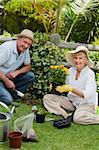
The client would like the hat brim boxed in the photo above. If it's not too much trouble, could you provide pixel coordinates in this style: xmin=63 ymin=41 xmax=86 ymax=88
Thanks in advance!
xmin=17 ymin=33 xmax=36 ymax=43
xmin=65 ymin=48 xmax=94 ymax=68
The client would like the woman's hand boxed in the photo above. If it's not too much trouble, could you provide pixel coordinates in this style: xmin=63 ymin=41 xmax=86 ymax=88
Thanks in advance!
xmin=56 ymin=84 xmax=84 ymax=98
xmin=56 ymin=84 xmax=73 ymax=93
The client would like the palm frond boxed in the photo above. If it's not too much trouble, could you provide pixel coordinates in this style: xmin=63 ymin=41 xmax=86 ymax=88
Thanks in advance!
xmin=64 ymin=0 xmax=99 ymax=41
xmin=71 ymin=0 xmax=99 ymax=16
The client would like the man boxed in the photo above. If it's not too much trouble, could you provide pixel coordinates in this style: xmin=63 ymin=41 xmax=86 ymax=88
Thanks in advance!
xmin=0 ymin=29 xmax=35 ymax=105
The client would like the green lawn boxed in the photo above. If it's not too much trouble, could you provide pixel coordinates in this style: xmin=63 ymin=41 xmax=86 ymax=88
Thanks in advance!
xmin=0 ymin=101 xmax=99 ymax=150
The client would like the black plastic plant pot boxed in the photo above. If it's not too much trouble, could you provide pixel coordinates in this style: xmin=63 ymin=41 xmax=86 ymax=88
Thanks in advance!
xmin=53 ymin=118 xmax=71 ymax=129
xmin=36 ymin=114 xmax=45 ymax=123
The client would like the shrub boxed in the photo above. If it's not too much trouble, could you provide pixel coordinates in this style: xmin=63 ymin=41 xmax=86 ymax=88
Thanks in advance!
xmin=29 ymin=32 xmax=65 ymax=99
xmin=4 ymin=0 xmax=44 ymax=33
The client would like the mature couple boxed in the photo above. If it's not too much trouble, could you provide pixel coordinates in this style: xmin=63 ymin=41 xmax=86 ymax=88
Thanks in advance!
xmin=0 ymin=29 xmax=98 ymax=125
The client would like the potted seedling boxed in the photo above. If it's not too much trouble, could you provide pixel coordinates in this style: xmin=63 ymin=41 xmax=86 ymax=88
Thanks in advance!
xmin=36 ymin=108 xmax=47 ymax=123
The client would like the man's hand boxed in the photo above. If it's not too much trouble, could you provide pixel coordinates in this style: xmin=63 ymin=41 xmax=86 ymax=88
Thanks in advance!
xmin=56 ymin=84 xmax=73 ymax=93
xmin=4 ymin=78 xmax=15 ymax=89
xmin=6 ymin=65 xmax=31 ymax=80
xmin=6 ymin=71 xmax=18 ymax=80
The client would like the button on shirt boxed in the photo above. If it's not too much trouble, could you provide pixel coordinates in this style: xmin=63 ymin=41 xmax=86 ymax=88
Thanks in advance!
xmin=65 ymin=66 xmax=96 ymax=107
xmin=0 ymin=40 xmax=30 ymax=75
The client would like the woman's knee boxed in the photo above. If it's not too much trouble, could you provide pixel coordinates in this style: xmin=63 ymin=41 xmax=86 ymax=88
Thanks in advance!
xmin=43 ymin=94 xmax=55 ymax=102
xmin=73 ymin=113 xmax=80 ymax=123
xmin=43 ymin=94 xmax=50 ymax=102
xmin=43 ymin=94 xmax=54 ymax=106
xmin=73 ymin=111 xmax=87 ymax=124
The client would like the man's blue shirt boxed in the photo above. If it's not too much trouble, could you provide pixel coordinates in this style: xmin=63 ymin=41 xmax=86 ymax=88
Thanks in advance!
xmin=0 ymin=40 xmax=30 ymax=75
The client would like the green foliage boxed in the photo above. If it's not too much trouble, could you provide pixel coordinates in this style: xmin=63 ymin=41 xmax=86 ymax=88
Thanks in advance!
xmin=90 ymin=39 xmax=99 ymax=64
xmin=92 ymin=38 xmax=99 ymax=45
xmin=4 ymin=0 xmax=44 ymax=33
xmin=29 ymin=32 xmax=65 ymax=99
xmin=89 ymin=51 xmax=99 ymax=62
xmin=30 ymin=0 xmax=56 ymax=33
xmin=4 ymin=0 xmax=33 ymax=33
xmin=96 ymin=106 xmax=99 ymax=114
xmin=96 ymin=73 xmax=99 ymax=88
xmin=2 ymin=30 xmax=11 ymax=36
xmin=4 ymin=0 xmax=33 ymax=15
xmin=3 ymin=0 xmax=99 ymax=43
xmin=36 ymin=107 xmax=48 ymax=115
xmin=64 ymin=0 xmax=99 ymax=42
xmin=4 ymin=15 xmax=22 ymax=33
xmin=60 ymin=9 xmax=99 ymax=43
xmin=89 ymin=39 xmax=99 ymax=88
xmin=51 ymin=0 xmax=70 ymax=33
xmin=4 ymin=0 xmax=56 ymax=33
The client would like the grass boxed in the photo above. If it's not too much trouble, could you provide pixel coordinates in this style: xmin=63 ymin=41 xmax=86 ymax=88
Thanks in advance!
xmin=0 ymin=101 xmax=99 ymax=150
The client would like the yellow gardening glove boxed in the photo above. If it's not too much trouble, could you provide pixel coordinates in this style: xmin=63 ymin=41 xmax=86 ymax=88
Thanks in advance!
xmin=55 ymin=86 xmax=65 ymax=93
xmin=62 ymin=84 xmax=73 ymax=92
xmin=56 ymin=84 xmax=73 ymax=93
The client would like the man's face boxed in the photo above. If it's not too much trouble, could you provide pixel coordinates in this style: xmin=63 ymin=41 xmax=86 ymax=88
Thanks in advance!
xmin=17 ymin=37 xmax=32 ymax=53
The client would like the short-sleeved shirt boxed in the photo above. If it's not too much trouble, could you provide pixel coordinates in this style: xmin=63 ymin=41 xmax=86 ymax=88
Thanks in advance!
xmin=65 ymin=66 xmax=96 ymax=107
xmin=0 ymin=40 xmax=30 ymax=75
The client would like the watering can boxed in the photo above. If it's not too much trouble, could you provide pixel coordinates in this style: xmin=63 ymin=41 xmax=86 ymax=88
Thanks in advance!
xmin=0 ymin=101 xmax=15 ymax=143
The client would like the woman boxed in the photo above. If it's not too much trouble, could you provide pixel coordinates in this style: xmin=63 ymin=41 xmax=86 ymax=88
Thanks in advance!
xmin=43 ymin=46 xmax=98 ymax=125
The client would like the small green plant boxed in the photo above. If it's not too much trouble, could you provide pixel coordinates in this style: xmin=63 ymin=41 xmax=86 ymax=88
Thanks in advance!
xmin=36 ymin=107 xmax=47 ymax=115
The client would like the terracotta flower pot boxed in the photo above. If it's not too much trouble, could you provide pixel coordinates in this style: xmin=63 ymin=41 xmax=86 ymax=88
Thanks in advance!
xmin=8 ymin=131 xmax=22 ymax=149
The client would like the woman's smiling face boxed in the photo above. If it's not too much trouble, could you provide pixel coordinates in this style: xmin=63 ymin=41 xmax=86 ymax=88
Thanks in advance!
xmin=73 ymin=51 xmax=88 ymax=71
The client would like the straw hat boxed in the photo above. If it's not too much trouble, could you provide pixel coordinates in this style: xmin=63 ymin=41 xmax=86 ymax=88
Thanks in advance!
xmin=18 ymin=29 xmax=35 ymax=43
xmin=65 ymin=46 xmax=94 ymax=68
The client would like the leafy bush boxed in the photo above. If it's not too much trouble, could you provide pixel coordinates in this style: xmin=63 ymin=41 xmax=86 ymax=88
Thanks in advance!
xmin=89 ymin=51 xmax=99 ymax=63
xmin=29 ymin=32 xmax=65 ymax=99
xmin=96 ymin=73 xmax=99 ymax=88
xmin=4 ymin=0 xmax=44 ymax=33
